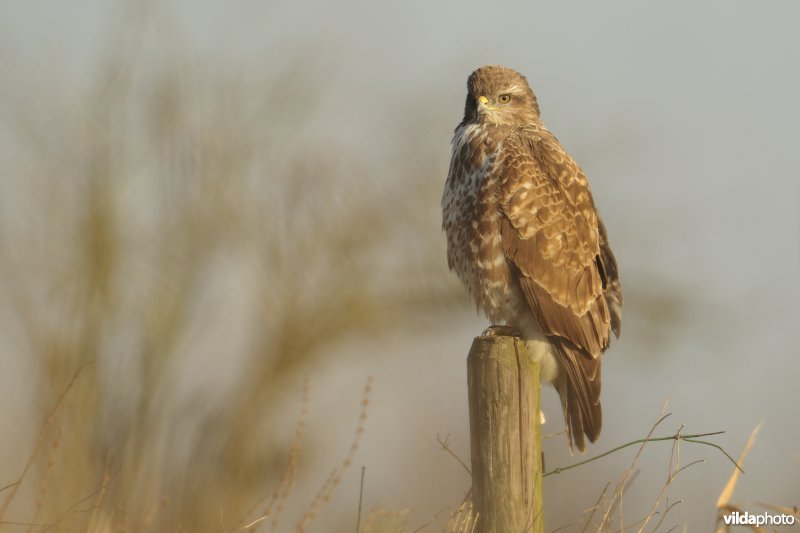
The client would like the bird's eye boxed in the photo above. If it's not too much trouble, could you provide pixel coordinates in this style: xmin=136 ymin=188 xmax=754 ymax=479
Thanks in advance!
xmin=498 ymin=94 xmax=512 ymax=104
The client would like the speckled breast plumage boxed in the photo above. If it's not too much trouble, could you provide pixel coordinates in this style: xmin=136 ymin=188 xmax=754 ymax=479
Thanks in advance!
xmin=442 ymin=123 xmax=529 ymax=326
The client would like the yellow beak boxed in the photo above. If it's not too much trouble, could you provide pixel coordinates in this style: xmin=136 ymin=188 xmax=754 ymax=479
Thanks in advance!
xmin=477 ymin=95 xmax=489 ymax=106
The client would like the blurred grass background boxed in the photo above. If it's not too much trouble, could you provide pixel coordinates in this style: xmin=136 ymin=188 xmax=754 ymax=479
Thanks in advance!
xmin=0 ymin=5 xmax=462 ymax=530
xmin=1 ymin=0 xmax=799 ymax=531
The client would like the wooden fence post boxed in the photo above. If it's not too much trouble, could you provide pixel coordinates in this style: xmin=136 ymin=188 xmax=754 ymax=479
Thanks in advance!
xmin=467 ymin=334 xmax=544 ymax=533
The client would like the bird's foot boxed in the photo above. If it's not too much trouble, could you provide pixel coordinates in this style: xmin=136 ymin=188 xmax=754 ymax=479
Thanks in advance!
xmin=481 ymin=324 xmax=522 ymax=338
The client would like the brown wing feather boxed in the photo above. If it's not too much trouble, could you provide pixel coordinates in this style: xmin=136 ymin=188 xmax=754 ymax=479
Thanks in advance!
xmin=498 ymin=131 xmax=611 ymax=356
xmin=498 ymin=130 xmax=617 ymax=451
xmin=598 ymin=216 xmax=623 ymax=338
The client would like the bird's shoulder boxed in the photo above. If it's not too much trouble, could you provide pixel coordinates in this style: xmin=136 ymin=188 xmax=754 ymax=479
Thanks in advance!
xmin=497 ymin=125 xmax=595 ymax=214
xmin=496 ymin=124 xmax=602 ymax=306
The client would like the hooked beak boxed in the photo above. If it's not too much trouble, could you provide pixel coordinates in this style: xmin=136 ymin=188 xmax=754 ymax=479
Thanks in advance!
xmin=476 ymin=95 xmax=494 ymax=116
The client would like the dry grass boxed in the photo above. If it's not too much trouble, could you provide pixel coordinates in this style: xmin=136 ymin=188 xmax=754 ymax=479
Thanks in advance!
xmin=0 ymin=5 xmax=460 ymax=532
xmin=549 ymin=405 xmax=690 ymax=533
xmin=714 ymin=422 xmax=798 ymax=533
xmin=545 ymin=406 xmax=786 ymax=533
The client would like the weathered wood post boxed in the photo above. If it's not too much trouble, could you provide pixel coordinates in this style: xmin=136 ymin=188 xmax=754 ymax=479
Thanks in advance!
xmin=467 ymin=334 xmax=544 ymax=533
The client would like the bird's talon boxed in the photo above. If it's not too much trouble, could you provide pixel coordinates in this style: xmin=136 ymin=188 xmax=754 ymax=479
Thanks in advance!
xmin=481 ymin=325 xmax=522 ymax=338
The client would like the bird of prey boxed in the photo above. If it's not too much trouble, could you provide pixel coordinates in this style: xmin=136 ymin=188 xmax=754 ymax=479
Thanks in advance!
xmin=442 ymin=65 xmax=622 ymax=452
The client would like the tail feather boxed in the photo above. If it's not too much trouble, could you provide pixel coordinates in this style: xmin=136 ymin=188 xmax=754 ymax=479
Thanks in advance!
xmin=554 ymin=340 xmax=602 ymax=453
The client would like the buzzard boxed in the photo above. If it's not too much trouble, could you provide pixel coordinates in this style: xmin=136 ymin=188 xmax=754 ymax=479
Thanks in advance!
xmin=442 ymin=65 xmax=623 ymax=452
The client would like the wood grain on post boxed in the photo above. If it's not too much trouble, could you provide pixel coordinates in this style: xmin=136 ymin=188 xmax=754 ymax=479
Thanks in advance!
xmin=467 ymin=334 xmax=543 ymax=533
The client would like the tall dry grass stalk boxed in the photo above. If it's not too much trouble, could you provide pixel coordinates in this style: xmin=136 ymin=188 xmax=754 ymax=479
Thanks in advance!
xmin=0 ymin=5 xmax=460 ymax=531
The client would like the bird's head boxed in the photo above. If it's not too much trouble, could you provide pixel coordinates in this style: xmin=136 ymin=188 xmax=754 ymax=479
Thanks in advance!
xmin=462 ymin=65 xmax=541 ymax=127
